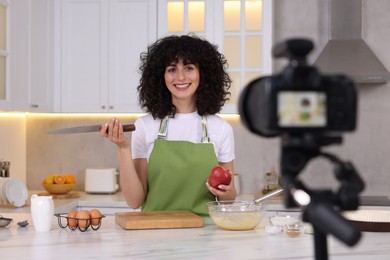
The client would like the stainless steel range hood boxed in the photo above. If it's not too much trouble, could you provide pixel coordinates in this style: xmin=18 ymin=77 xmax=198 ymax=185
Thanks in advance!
xmin=314 ymin=0 xmax=390 ymax=83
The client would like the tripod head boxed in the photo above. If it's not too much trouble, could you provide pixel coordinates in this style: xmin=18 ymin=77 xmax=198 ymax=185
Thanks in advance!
xmin=281 ymin=132 xmax=364 ymax=247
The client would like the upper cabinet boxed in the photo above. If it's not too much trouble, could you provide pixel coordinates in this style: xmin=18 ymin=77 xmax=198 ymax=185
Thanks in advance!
xmin=60 ymin=0 xmax=157 ymax=112
xmin=158 ymin=0 xmax=273 ymax=114
xmin=0 ymin=0 xmax=55 ymax=112
xmin=11 ymin=0 xmax=55 ymax=112
xmin=3 ymin=0 xmax=272 ymax=113
xmin=0 ymin=0 xmax=11 ymax=110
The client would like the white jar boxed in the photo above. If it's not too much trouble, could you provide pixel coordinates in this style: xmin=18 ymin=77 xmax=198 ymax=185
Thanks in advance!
xmin=31 ymin=194 xmax=54 ymax=232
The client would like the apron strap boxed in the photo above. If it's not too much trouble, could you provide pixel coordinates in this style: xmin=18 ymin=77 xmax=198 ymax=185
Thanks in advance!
xmin=157 ymin=116 xmax=169 ymax=140
xmin=157 ymin=114 xmax=210 ymax=143
xmin=201 ymin=115 xmax=211 ymax=143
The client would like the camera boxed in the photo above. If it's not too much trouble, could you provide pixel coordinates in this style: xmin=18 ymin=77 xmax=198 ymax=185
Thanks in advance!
xmin=239 ymin=39 xmax=364 ymax=257
xmin=239 ymin=39 xmax=358 ymax=137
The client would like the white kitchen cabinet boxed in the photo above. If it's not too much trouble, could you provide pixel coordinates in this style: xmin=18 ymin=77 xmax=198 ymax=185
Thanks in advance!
xmin=157 ymin=0 xmax=273 ymax=114
xmin=7 ymin=0 xmax=55 ymax=112
xmin=0 ymin=0 xmax=10 ymax=110
xmin=60 ymin=0 xmax=157 ymax=112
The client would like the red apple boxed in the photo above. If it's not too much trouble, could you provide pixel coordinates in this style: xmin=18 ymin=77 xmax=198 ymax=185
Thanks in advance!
xmin=208 ymin=166 xmax=231 ymax=189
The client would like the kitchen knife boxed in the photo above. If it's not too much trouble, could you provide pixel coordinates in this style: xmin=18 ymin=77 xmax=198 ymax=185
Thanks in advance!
xmin=47 ymin=124 xmax=136 ymax=134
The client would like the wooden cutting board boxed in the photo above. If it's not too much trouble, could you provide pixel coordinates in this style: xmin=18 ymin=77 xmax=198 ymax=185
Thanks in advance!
xmin=115 ymin=210 xmax=204 ymax=230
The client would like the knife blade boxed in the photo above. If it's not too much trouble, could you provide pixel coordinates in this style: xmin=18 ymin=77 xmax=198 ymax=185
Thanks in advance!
xmin=47 ymin=124 xmax=136 ymax=134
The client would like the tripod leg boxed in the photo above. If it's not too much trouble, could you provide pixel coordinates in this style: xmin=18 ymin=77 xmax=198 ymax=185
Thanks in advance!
xmin=313 ymin=227 xmax=328 ymax=260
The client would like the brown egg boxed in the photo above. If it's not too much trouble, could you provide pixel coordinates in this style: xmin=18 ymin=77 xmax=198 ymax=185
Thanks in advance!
xmin=89 ymin=209 xmax=103 ymax=226
xmin=76 ymin=210 xmax=90 ymax=228
xmin=67 ymin=210 xmax=78 ymax=228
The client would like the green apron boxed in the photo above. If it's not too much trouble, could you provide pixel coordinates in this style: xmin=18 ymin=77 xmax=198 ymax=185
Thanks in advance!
xmin=142 ymin=115 xmax=217 ymax=216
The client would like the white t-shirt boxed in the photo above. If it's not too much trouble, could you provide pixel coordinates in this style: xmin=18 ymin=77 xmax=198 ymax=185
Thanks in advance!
xmin=131 ymin=112 xmax=235 ymax=163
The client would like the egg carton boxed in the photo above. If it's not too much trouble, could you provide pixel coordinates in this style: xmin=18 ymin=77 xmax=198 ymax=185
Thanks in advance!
xmin=54 ymin=213 xmax=105 ymax=232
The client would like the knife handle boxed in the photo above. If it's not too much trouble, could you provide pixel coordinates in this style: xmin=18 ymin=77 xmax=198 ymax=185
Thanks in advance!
xmin=122 ymin=124 xmax=136 ymax=132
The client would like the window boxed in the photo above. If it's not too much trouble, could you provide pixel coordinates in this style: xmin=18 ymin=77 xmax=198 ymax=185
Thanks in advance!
xmin=158 ymin=0 xmax=273 ymax=113
xmin=223 ymin=0 xmax=267 ymax=105
xmin=167 ymin=1 xmax=205 ymax=33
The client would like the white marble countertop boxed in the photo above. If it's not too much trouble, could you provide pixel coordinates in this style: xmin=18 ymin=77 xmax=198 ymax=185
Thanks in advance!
xmin=1 ymin=192 xmax=390 ymax=259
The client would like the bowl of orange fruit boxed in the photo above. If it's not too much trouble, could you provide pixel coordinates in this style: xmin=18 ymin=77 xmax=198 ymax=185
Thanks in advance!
xmin=42 ymin=174 xmax=76 ymax=194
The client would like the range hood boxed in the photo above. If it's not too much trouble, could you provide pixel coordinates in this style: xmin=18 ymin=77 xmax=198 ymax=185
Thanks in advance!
xmin=314 ymin=0 xmax=390 ymax=83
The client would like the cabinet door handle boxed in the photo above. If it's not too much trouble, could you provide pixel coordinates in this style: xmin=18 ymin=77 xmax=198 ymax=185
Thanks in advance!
xmin=31 ymin=104 xmax=39 ymax=108
xmin=101 ymin=105 xmax=106 ymax=109
xmin=109 ymin=105 xmax=114 ymax=110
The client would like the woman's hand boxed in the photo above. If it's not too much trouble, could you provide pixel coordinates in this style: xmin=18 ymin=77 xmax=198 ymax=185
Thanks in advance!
xmin=206 ymin=168 xmax=236 ymax=201
xmin=100 ymin=117 xmax=130 ymax=149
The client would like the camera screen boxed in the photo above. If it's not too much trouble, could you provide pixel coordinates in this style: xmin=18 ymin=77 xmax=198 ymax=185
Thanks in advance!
xmin=277 ymin=91 xmax=326 ymax=127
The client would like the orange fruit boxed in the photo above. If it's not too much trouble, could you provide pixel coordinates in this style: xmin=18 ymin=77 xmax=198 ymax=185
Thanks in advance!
xmin=43 ymin=175 xmax=55 ymax=184
xmin=64 ymin=174 xmax=76 ymax=184
xmin=53 ymin=175 xmax=66 ymax=184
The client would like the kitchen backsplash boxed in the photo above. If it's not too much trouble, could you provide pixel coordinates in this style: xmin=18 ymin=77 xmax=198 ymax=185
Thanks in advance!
xmin=0 ymin=114 xmax=26 ymax=183
xmin=23 ymin=113 xmax=280 ymax=194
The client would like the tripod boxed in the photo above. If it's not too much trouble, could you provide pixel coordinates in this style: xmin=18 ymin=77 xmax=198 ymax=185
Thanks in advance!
xmin=280 ymin=133 xmax=365 ymax=260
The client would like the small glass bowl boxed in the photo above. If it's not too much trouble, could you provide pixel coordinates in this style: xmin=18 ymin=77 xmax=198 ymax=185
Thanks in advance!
xmin=283 ymin=223 xmax=305 ymax=237
xmin=269 ymin=215 xmax=300 ymax=226
xmin=265 ymin=224 xmax=283 ymax=234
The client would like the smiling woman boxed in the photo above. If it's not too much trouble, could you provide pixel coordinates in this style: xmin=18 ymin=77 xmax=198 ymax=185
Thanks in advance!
xmin=101 ymin=34 xmax=237 ymax=216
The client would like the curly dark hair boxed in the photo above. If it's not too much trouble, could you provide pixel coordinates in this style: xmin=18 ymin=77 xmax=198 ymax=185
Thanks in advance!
xmin=137 ymin=34 xmax=231 ymax=119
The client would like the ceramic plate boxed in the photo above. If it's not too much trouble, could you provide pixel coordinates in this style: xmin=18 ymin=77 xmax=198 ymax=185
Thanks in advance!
xmin=0 ymin=178 xmax=8 ymax=204
xmin=343 ymin=210 xmax=390 ymax=232
xmin=4 ymin=179 xmax=28 ymax=207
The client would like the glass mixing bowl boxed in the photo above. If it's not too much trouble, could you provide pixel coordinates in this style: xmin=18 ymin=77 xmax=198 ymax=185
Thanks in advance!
xmin=207 ymin=200 xmax=267 ymax=231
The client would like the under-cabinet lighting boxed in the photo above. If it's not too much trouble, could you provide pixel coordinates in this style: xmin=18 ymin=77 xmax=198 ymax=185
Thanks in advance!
xmin=0 ymin=112 xmax=26 ymax=118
